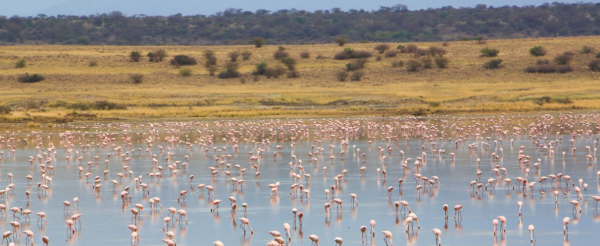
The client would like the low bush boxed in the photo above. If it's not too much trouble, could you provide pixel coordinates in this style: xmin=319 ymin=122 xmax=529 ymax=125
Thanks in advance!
xmin=15 ymin=59 xmax=26 ymax=68
xmin=480 ymin=47 xmax=500 ymax=57
xmin=129 ymin=74 xmax=144 ymax=84
xmin=374 ymin=44 xmax=390 ymax=54
xmin=536 ymin=59 xmax=550 ymax=65
xmin=346 ymin=58 xmax=368 ymax=71
xmin=0 ymin=105 xmax=12 ymax=115
xmin=350 ymin=71 xmax=365 ymax=81
xmin=18 ymin=73 xmax=45 ymax=83
xmin=384 ymin=50 xmax=397 ymax=58
xmin=554 ymin=52 xmax=574 ymax=65
xmin=273 ymin=50 xmax=289 ymax=60
xmin=406 ymin=59 xmax=422 ymax=72
xmin=391 ymin=60 xmax=404 ymax=68
xmin=529 ymin=46 xmax=547 ymax=56
xmin=170 ymin=55 xmax=197 ymax=66
xmin=217 ymin=62 xmax=241 ymax=79
xmin=581 ymin=45 xmax=594 ymax=54
xmin=95 ymin=100 xmax=126 ymax=110
xmin=241 ymin=51 xmax=252 ymax=60
xmin=228 ymin=51 xmax=240 ymax=62
xmin=179 ymin=68 xmax=192 ymax=77
xmin=401 ymin=44 xmax=418 ymax=53
xmin=286 ymin=70 xmax=300 ymax=78
xmin=421 ymin=57 xmax=433 ymax=69
xmin=434 ymin=57 xmax=450 ymax=68
xmin=334 ymin=48 xmax=373 ymax=60
xmin=429 ymin=47 xmax=447 ymax=57
xmin=300 ymin=51 xmax=310 ymax=59
xmin=89 ymin=61 xmax=98 ymax=67
xmin=281 ymin=57 xmax=296 ymax=70
xmin=130 ymin=51 xmax=142 ymax=62
xmin=483 ymin=59 xmax=503 ymax=69
xmin=589 ymin=59 xmax=600 ymax=71
xmin=337 ymin=71 xmax=349 ymax=81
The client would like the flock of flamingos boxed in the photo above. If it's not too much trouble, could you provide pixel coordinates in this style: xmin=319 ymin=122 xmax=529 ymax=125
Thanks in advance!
xmin=0 ymin=113 xmax=598 ymax=245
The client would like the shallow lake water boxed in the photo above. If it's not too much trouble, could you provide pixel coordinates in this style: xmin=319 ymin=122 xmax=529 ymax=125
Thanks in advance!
xmin=1 ymin=117 xmax=599 ymax=246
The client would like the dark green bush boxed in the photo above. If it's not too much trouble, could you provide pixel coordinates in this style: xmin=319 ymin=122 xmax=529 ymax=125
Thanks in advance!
xmin=179 ymin=68 xmax=192 ymax=77
xmin=529 ymin=46 xmax=547 ymax=56
xmin=280 ymin=57 xmax=296 ymax=70
xmin=18 ymin=73 xmax=45 ymax=83
xmin=170 ymin=55 xmax=198 ymax=66
xmin=130 ymin=51 xmax=142 ymax=62
xmin=217 ymin=62 xmax=241 ymax=79
xmin=483 ymin=59 xmax=503 ymax=69
xmin=480 ymin=47 xmax=500 ymax=57
xmin=334 ymin=48 xmax=373 ymax=60
xmin=15 ymin=59 xmax=26 ymax=68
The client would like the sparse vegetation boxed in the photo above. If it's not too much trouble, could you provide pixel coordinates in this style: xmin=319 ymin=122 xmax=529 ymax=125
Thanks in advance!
xmin=129 ymin=74 xmax=144 ymax=84
xmin=345 ymin=58 xmax=368 ymax=71
xmin=15 ymin=59 xmax=26 ymax=68
xmin=147 ymin=49 xmax=166 ymax=62
xmin=581 ymin=46 xmax=594 ymax=54
xmin=391 ymin=60 xmax=404 ymax=68
xmin=218 ymin=62 xmax=241 ymax=79
xmin=525 ymin=64 xmax=572 ymax=73
xmin=0 ymin=105 xmax=11 ymax=115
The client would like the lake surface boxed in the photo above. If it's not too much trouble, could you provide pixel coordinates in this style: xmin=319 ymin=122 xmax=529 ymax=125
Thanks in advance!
xmin=1 ymin=117 xmax=599 ymax=245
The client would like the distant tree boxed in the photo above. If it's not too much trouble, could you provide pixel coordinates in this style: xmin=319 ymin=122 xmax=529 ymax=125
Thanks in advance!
xmin=253 ymin=37 xmax=265 ymax=48
xmin=204 ymin=50 xmax=217 ymax=67
xmin=374 ymin=44 xmax=390 ymax=54
xmin=335 ymin=37 xmax=348 ymax=46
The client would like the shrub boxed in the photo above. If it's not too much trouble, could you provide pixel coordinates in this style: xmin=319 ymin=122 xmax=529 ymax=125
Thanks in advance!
xmin=170 ymin=55 xmax=198 ymax=66
xmin=179 ymin=68 xmax=192 ymax=77
xmin=203 ymin=50 xmax=217 ymax=67
xmin=536 ymin=59 xmax=550 ymax=65
xmin=442 ymin=42 xmax=449 ymax=47
xmin=273 ymin=50 xmax=289 ymax=60
xmin=148 ymin=49 xmax=166 ymax=62
xmin=581 ymin=46 xmax=594 ymax=54
xmin=207 ymin=66 xmax=217 ymax=76
xmin=476 ymin=36 xmax=485 ymax=44
xmin=253 ymin=62 xmax=268 ymax=75
xmin=18 ymin=73 xmax=45 ymax=83
xmin=264 ymin=66 xmax=286 ymax=78
xmin=406 ymin=59 xmax=422 ymax=72
xmin=374 ymin=44 xmax=390 ymax=54
xmin=596 ymin=52 xmax=600 ymax=58
xmin=334 ymin=48 xmax=373 ymax=60
xmin=396 ymin=45 xmax=404 ymax=51
xmin=375 ymin=56 xmax=382 ymax=61
xmin=557 ymin=65 xmax=573 ymax=73
xmin=241 ymin=50 xmax=252 ymax=60
xmin=286 ymin=70 xmax=300 ymax=78
xmin=335 ymin=37 xmax=348 ymax=46
xmin=391 ymin=60 xmax=404 ymax=68
xmin=130 ymin=51 xmax=142 ymax=62
xmin=88 ymin=61 xmax=98 ymax=67
xmin=413 ymin=48 xmax=430 ymax=58
xmin=281 ymin=57 xmax=296 ymax=70
xmin=480 ymin=47 xmax=499 ymax=57
xmin=401 ymin=44 xmax=418 ymax=53
xmin=589 ymin=59 xmax=600 ymax=71
xmin=350 ymin=71 xmax=365 ymax=81
xmin=95 ymin=100 xmax=126 ymax=110
xmin=384 ymin=50 xmax=397 ymax=58
xmin=253 ymin=37 xmax=264 ymax=48
xmin=346 ymin=58 xmax=368 ymax=71
xmin=129 ymin=74 xmax=144 ymax=84
xmin=554 ymin=52 xmax=574 ymax=65
xmin=15 ymin=59 xmax=26 ymax=68
xmin=300 ymin=51 xmax=310 ymax=59
xmin=529 ymin=46 xmax=547 ymax=57
xmin=429 ymin=47 xmax=447 ymax=57
xmin=483 ymin=59 xmax=503 ymax=69
xmin=555 ymin=97 xmax=573 ymax=104
xmin=0 ymin=105 xmax=11 ymax=115
xmin=218 ymin=62 xmax=241 ymax=79
xmin=316 ymin=54 xmax=326 ymax=59
xmin=228 ymin=51 xmax=240 ymax=62
xmin=421 ymin=57 xmax=433 ymax=69
xmin=337 ymin=71 xmax=349 ymax=81
xmin=434 ymin=57 xmax=450 ymax=68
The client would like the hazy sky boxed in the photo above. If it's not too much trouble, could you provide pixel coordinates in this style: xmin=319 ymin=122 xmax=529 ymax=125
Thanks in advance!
xmin=0 ymin=0 xmax=579 ymax=17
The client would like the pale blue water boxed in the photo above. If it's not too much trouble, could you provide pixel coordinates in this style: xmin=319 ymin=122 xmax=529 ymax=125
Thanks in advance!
xmin=0 ymin=118 xmax=598 ymax=246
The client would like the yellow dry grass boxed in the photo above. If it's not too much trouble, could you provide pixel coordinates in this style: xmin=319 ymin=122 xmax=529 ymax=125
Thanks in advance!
xmin=1 ymin=35 xmax=600 ymax=121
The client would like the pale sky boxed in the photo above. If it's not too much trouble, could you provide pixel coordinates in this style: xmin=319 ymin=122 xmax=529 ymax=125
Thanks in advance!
xmin=0 ymin=0 xmax=578 ymax=17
